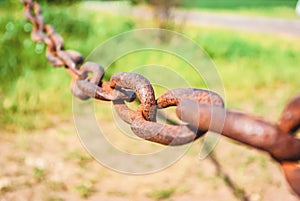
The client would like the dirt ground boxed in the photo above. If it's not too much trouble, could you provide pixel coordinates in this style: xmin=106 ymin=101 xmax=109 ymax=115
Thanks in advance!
xmin=0 ymin=119 xmax=298 ymax=201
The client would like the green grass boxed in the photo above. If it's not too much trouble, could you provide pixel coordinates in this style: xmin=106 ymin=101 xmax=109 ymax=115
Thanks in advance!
xmin=148 ymin=187 xmax=175 ymax=200
xmin=188 ymin=28 xmax=300 ymax=114
xmin=73 ymin=181 xmax=95 ymax=198
xmin=181 ymin=0 xmax=298 ymax=9
xmin=0 ymin=3 xmax=135 ymax=132
xmin=181 ymin=0 xmax=299 ymax=18
xmin=191 ymin=7 xmax=298 ymax=19
xmin=1 ymin=2 xmax=299 ymax=132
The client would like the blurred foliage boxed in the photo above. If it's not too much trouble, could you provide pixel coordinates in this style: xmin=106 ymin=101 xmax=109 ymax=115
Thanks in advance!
xmin=149 ymin=0 xmax=180 ymax=30
xmin=0 ymin=2 xmax=135 ymax=132
xmin=128 ymin=0 xmax=298 ymax=8
xmin=181 ymin=0 xmax=298 ymax=9
xmin=148 ymin=187 xmax=175 ymax=200
xmin=0 ymin=2 xmax=90 ymax=93
xmin=37 ymin=0 xmax=82 ymax=5
xmin=0 ymin=9 xmax=45 ymax=92
xmin=1 ymin=1 xmax=299 ymax=133
xmin=0 ymin=0 xmax=81 ymax=7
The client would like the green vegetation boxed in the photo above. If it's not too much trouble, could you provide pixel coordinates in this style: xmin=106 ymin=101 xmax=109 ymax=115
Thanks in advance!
xmin=1 ymin=2 xmax=299 ymax=132
xmin=73 ymin=181 xmax=95 ymax=198
xmin=94 ymin=0 xmax=298 ymax=18
xmin=0 ymin=3 xmax=135 ymax=132
xmin=33 ymin=167 xmax=47 ymax=182
xmin=180 ymin=0 xmax=299 ymax=18
xmin=148 ymin=187 xmax=175 ymax=200
xmin=127 ymin=0 xmax=298 ymax=18
xmin=65 ymin=150 xmax=93 ymax=168
xmin=181 ymin=0 xmax=298 ymax=9
xmin=189 ymin=28 xmax=300 ymax=105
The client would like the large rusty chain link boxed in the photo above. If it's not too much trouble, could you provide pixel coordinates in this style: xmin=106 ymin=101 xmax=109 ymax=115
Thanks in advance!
xmin=21 ymin=0 xmax=300 ymax=197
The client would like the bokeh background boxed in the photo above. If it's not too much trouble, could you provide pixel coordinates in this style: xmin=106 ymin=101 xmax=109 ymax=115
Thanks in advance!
xmin=0 ymin=0 xmax=299 ymax=200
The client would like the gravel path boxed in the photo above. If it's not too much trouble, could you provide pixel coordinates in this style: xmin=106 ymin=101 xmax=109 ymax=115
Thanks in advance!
xmin=173 ymin=10 xmax=300 ymax=37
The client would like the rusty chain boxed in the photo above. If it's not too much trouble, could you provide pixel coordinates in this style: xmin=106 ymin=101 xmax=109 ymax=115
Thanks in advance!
xmin=21 ymin=0 xmax=300 ymax=197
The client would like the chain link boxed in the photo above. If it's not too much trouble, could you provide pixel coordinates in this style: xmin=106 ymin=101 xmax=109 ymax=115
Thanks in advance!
xmin=21 ymin=0 xmax=300 ymax=197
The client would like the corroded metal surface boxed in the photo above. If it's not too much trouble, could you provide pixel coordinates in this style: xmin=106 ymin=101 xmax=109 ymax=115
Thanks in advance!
xmin=110 ymin=72 xmax=156 ymax=121
xmin=22 ymin=0 xmax=300 ymax=197
xmin=176 ymin=100 xmax=300 ymax=162
xmin=157 ymin=88 xmax=224 ymax=108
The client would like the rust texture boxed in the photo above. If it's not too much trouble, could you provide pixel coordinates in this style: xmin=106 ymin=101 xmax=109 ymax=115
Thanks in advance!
xmin=176 ymin=101 xmax=300 ymax=162
xmin=157 ymin=88 xmax=224 ymax=108
xmin=110 ymin=72 xmax=157 ymax=121
xmin=22 ymin=0 xmax=300 ymax=197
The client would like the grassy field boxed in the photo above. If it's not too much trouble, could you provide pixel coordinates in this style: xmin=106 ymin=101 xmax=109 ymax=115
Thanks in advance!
xmin=181 ymin=0 xmax=299 ymax=18
xmin=0 ymin=2 xmax=135 ymax=132
xmin=181 ymin=0 xmax=298 ymax=9
xmin=2 ymin=2 xmax=299 ymax=132
xmin=0 ymin=2 xmax=299 ymax=200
